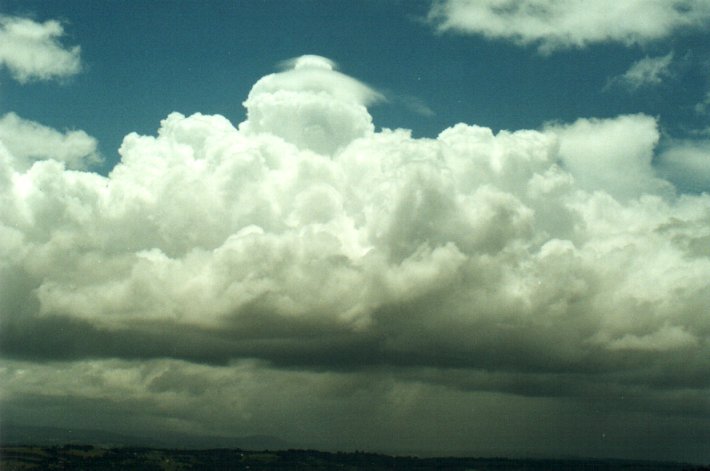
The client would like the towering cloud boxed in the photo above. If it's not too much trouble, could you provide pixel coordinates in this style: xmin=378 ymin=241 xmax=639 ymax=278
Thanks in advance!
xmin=241 ymin=55 xmax=382 ymax=155
xmin=545 ymin=114 xmax=672 ymax=199
xmin=1 ymin=55 xmax=709 ymax=459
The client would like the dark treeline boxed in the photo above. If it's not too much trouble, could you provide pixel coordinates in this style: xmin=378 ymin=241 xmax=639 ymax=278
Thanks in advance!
xmin=1 ymin=445 xmax=707 ymax=470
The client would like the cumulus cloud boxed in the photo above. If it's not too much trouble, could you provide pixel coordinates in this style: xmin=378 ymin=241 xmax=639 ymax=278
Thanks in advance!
xmin=695 ymin=91 xmax=710 ymax=115
xmin=2 ymin=55 xmax=710 ymax=459
xmin=0 ymin=15 xmax=81 ymax=82
xmin=428 ymin=0 xmax=710 ymax=52
xmin=240 ymin=55 xmax=382 ymax=155
xmin=606 ymin=52 xmax=674 ymax=91
xmin=657 ymin=138 xmax=710 ymax=192
xmin=0 ymin=113 xmax=101 ymax=170
xmin=544 ymin=114 xmax=673 ymax=199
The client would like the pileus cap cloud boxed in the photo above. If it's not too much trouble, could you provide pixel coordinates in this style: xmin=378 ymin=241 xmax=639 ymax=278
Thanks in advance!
xmin=288 ymin=54 xmax=336 ymax=70
xmin=241 ymin=55 xmax=381 ymax=155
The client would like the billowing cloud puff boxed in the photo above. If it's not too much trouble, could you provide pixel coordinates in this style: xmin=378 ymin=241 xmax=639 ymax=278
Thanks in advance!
xmin=428 ymin=0 xmax=710 ymax=52
xmin=0 ymin=113 xmax=101 ymax=170
xmin=657 ymin=137 xmax=710 ymax=192
xmin=2 ymin=55 xmax=710 ymax=459
xmin=240 ymin=55 xmax=382 ymax=155
xmin=545 ymin=114 xmax=673 ymax=199
xmin=0 ymin=15 xmax=81 ymax=82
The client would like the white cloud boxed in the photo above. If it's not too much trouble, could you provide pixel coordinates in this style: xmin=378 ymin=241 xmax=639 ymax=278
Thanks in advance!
xmin=602 ymin=324 xmax=698 ymax=351
xmin=544 ymin=114 xmax=673 ymax=199
xmin=240 ymin=55 xmax=382 ymax=155
xmin=0 ymin=113 xmax=101 ymax=170
xmin=695 ymin=90 xmax=710 ymax=115
xmin=2 ymin=55 xmax=710 ymax=458
xmin=657 ymin=138 xmax=710 ymax=192
xmin=0 ymin=15 xmax=81 ymax=82
xmin=1 ymin=56 xmax=707 ymax=354
xmin=606 ymin=52 xmax=674 ymax=90
xmin=398 ymin=94 xmax=436 ymax=117
xmin=428 ymin=0 xmax=710 ymax=52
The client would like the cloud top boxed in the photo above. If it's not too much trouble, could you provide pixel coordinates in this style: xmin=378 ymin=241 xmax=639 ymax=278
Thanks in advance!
xmin=428 ymin=0 xmax=710 ymax=52
xmin=0 ymin=15 xmax=81 ymax=82
xmin=240 ymin=55 xmax=383 ymax=155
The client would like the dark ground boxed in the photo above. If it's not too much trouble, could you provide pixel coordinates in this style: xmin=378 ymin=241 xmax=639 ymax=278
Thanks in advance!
xmin=2 ymin=445 xmax=709 ymax=470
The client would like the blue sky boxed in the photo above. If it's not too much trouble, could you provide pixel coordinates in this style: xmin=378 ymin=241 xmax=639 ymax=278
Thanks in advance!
xmin=3 ymin=0 xmax=710 ymax=176
xmin=2 ymin=0 xmax=710 ymax=463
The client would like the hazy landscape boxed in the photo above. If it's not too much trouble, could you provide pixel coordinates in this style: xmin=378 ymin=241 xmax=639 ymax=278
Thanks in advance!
xmin=2 ymin=424 xmax=709 ymax=470
xmin=3 ymin=445 xmax=708 ymax=470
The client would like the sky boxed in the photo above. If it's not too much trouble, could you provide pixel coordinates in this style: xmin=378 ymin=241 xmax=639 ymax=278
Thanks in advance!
xmin=1 ymin=0 xmax=710 ymax=463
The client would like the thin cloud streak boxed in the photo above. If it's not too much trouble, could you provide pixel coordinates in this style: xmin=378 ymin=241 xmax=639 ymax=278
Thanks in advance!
xmin=605 ymin=52 xmax=675 ymax=91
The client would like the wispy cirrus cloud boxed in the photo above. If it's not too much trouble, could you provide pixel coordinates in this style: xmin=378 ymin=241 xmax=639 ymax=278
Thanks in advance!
xmin=605 ymin=52 xmax=675 ymax=91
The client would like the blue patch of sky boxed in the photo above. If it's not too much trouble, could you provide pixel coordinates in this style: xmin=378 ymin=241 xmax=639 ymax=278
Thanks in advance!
xmin=2 ymin=0 xmax=710 ymax=174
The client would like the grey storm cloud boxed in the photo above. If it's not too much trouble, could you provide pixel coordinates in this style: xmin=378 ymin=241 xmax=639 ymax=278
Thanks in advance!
xmin=1 ymin=54 xmax=710 ymax=460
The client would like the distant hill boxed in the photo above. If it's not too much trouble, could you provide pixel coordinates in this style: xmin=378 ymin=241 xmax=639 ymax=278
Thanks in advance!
xmin=0 ymin=423 xmax=291 ymax=450
xmin=1 ymin=445 xmax=705 ymax=471
xmin=1 ymin=424 xmax=707 ymax=470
